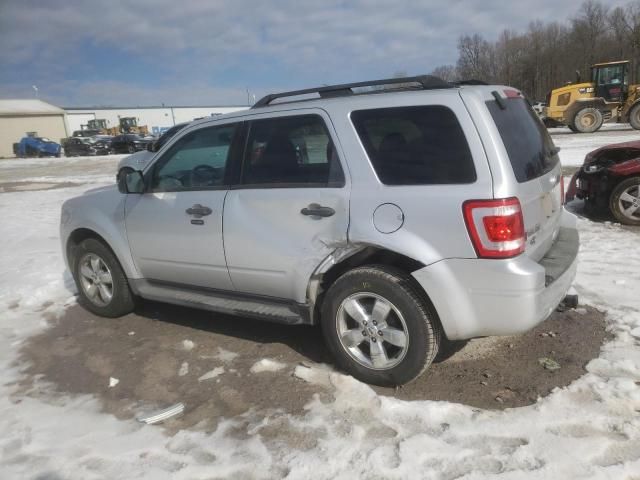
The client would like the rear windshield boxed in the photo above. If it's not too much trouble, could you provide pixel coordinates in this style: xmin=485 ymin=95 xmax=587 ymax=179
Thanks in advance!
xmin=351 ymin=106 xmax=476 ymax=185
xmin=486 ymin=97 xmax=559 ymax=182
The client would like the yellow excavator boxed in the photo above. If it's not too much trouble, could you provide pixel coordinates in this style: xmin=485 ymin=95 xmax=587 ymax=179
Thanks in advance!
xmin=544 ymin=60 xmax=640 ymax=133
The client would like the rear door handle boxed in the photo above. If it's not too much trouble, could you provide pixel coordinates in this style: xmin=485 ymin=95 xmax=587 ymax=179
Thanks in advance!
xmin=186 ymin=204 xmax=212 ymax=216
xmin=301 ymin=203 xmax=335 ymax=217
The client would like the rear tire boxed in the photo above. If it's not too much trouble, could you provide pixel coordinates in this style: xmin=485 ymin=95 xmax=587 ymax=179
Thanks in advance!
xmin=73 ymin=238 xmax=135 ymax=317
xmin=127 ymin=145 xmax=136 ymax=154
xmin=609 ymin=177 xmax=640 ymax=226
xmin=573 ymin=107 xmax=603 ymax=133
xmin=321 ymin=265 xmax=440 ymax=386
xmin=567 ymin=124 xmax=578 ymax=133
xmin=629 ymin=103 xmax=640 ymax=130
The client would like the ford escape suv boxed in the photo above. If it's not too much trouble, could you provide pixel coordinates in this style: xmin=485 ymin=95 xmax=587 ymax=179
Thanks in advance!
xmin=60 ymin=75 xmax=579 ymax=386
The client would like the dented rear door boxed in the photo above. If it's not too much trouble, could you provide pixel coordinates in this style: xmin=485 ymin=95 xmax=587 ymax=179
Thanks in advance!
xmin=222 ymin=108 xmax=350 ymax=303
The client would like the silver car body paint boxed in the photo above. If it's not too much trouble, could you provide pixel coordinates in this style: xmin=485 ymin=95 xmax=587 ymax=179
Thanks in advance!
xmin=61 ymin=84 xmax=579 ymax=339
xmin=117 ymin=150 xmax=154 ymax=173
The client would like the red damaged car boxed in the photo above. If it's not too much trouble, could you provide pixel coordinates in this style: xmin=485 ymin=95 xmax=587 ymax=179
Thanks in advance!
xmin=566 ymin=140 xmax=640 ymax=226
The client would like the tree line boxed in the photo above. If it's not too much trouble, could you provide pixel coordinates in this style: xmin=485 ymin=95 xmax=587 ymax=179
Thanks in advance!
xmin=430 ymin=0 xmax=640 ymax=101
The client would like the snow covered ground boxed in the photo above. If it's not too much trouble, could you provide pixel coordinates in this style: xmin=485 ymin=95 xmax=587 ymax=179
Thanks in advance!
xmin=551 ymin=124 xmax=639 ymax=167
xmin=1 ymin=139 xmax=639 ymax=478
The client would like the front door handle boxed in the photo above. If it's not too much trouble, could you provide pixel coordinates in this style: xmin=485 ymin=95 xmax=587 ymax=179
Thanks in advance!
xmin=301 ymin=203 xmax=335 ymax=218
xmin=186 ymin=204 xmax=212 ymax=216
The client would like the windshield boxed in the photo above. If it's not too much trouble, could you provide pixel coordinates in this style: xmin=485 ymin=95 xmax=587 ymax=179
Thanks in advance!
xmin=486 ymin=97 xmax=559 ymax=182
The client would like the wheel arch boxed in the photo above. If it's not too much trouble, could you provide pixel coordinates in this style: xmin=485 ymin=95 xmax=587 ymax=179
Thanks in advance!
xmin=308 ymin=246 xmax=445 ymax=335
xmin=66 ymin=227 xmax=136 ymax=279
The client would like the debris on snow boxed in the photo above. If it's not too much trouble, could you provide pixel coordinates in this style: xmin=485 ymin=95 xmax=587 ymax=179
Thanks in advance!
xmin=214 ymin=347 xmax=239 ymax=363
xmin=108 ymin=377 xmax=119 ymax=388
xmin=198 ymin=367 xmax=224 ymax=381
xmin=136 ymin=403 xmax=185 ymax=425
xmin=538 ymin=357 xmax=561 ymax=371
xmin=178 ymin=362 xmax=189 ymax=377
xmin=250 ymin=359 xmax=286 ymax=373
xmin=182 ymin=340 xmax=195 ymax=351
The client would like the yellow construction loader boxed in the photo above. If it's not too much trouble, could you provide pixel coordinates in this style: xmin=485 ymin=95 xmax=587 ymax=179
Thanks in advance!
xmin=544 ymin=60 xmax=640 ymax=133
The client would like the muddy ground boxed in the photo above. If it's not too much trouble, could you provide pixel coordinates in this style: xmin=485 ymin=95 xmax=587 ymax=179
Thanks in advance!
xmin=15 ymin=300 xmax=607 ymax=433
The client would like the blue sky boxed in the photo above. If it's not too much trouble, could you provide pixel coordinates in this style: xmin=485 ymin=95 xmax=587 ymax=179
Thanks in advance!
xmin=0 ymin=0 xmax=629 ymax=107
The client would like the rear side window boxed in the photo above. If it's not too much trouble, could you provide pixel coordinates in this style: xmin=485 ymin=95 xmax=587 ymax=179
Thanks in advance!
xmin=486 ymin=97 xmax=559 ymax=182
xmin=241 ymin=114 xmax=344 ymax=187
xmin=351 ymin=106 xmax=476 ymax=185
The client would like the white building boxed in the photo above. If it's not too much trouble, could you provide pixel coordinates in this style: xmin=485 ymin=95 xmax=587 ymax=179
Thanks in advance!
xmin=65 ymin=105 xmax=248 ymax=136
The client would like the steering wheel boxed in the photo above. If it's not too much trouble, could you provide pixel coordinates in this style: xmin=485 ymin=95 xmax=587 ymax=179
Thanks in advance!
xmin=192 ymin=164 xmax=220 ymax=186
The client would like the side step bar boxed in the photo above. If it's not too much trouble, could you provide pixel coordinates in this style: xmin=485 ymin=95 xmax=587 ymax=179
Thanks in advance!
xmin=130 ymin=279 xmax=312 ymax=325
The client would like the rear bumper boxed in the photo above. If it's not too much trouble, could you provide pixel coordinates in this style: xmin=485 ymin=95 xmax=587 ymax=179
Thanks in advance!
xmin=412 ymin=210 xmax=579 ymax=340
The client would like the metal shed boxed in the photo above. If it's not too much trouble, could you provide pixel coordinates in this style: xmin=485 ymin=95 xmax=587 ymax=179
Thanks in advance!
xmin=0 ymin=100 xmax=68 ymax=158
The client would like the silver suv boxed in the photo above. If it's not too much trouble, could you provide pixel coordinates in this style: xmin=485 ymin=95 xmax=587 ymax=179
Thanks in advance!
xmin=60 ymin=75 xmax=579 ymax=386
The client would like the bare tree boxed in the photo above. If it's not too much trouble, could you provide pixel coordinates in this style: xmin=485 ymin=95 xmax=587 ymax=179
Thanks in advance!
xmin=452 ymin=0 xmax=639 ymax=100
xmin=430 ymin=65 xmax=458 ymax=82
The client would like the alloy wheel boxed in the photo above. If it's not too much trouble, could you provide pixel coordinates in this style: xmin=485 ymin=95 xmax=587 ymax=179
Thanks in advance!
xmin=617 ymin=183 xmax=640 ymax=222
xmin=78 ymin=253 xmax=114 ymax=307
xmin=336 ymin=292 xmax=409 ymax=370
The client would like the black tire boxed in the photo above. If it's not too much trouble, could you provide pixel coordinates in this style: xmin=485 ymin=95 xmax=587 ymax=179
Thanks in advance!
xmin=320 ymin=265 xmax=441 ymax=386
xmin=573 ymin=107 xmax=603 ymax=133
xmin=629 ymin=103 xmax=640 ymax=130
xmin=609 ymin=177 xmax=640 ymax=226
xmin=567 ymin=124 xmax=578 ymax=133
xmin=127 ymin=144 xmax=136 ymax=154
xmin=73 ymin=238 xmax=135 ymax=317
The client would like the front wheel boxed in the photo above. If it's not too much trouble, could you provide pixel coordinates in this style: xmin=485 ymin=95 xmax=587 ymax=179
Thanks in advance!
xmin=321 ymin=265 xmax=440 ymax=386
xmin=73 ymin=238 xmax=135 ymax=317
xmin=610 ymin=177 xmax=640 ymax=226
xmin=573 ymin=107 xmax=603 ymax=133
xmin=629 ymin=103 xmax=640 ymax=130
xmin=127 ymin=145 xmax=136 ymax=154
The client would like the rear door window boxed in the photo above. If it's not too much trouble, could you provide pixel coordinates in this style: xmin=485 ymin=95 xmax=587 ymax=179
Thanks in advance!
xmin=350 ymin=106 xmax=476 ymax=185
xmin=486 ymin=97 xmax=559 ymax=182
xmin=241 ymin=114 xmax=344 ymax=187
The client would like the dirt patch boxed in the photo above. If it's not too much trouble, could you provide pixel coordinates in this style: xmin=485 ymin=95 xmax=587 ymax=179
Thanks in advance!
xmin=15 ymin=301 xmax=607 ymax=431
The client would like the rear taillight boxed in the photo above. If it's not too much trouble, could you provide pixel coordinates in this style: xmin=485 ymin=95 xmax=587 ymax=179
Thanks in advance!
xmin=560 ymin=175 xmax=565 ymax=204
xmin=463 ymin=198 xmax=525 ymax=258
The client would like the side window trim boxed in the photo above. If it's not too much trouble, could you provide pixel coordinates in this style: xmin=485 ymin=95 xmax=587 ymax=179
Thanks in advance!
xmin=236 ymin=113 xmax=345 ymax=189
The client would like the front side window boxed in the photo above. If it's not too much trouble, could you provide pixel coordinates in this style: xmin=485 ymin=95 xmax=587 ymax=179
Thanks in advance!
xmin=351 ymin=106 xmax=476 ymax=185
xmin=151 ymin=124 xmax=237 ymax=192
xmin=241 ymin=114 xmax=344 ymax=187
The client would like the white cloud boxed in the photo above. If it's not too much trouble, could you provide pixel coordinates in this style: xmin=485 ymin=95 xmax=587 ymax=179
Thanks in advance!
xmin=0 ymin=0 xmax=631 ymax=105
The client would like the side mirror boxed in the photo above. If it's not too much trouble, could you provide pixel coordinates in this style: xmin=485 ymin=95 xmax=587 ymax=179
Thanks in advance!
xmin=117 ymin=169 xmax=145 ymax=194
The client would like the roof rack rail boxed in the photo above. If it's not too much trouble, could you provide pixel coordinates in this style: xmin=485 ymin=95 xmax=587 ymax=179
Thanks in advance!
xmin=252 ymin=74 xmax=452 ymax=108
